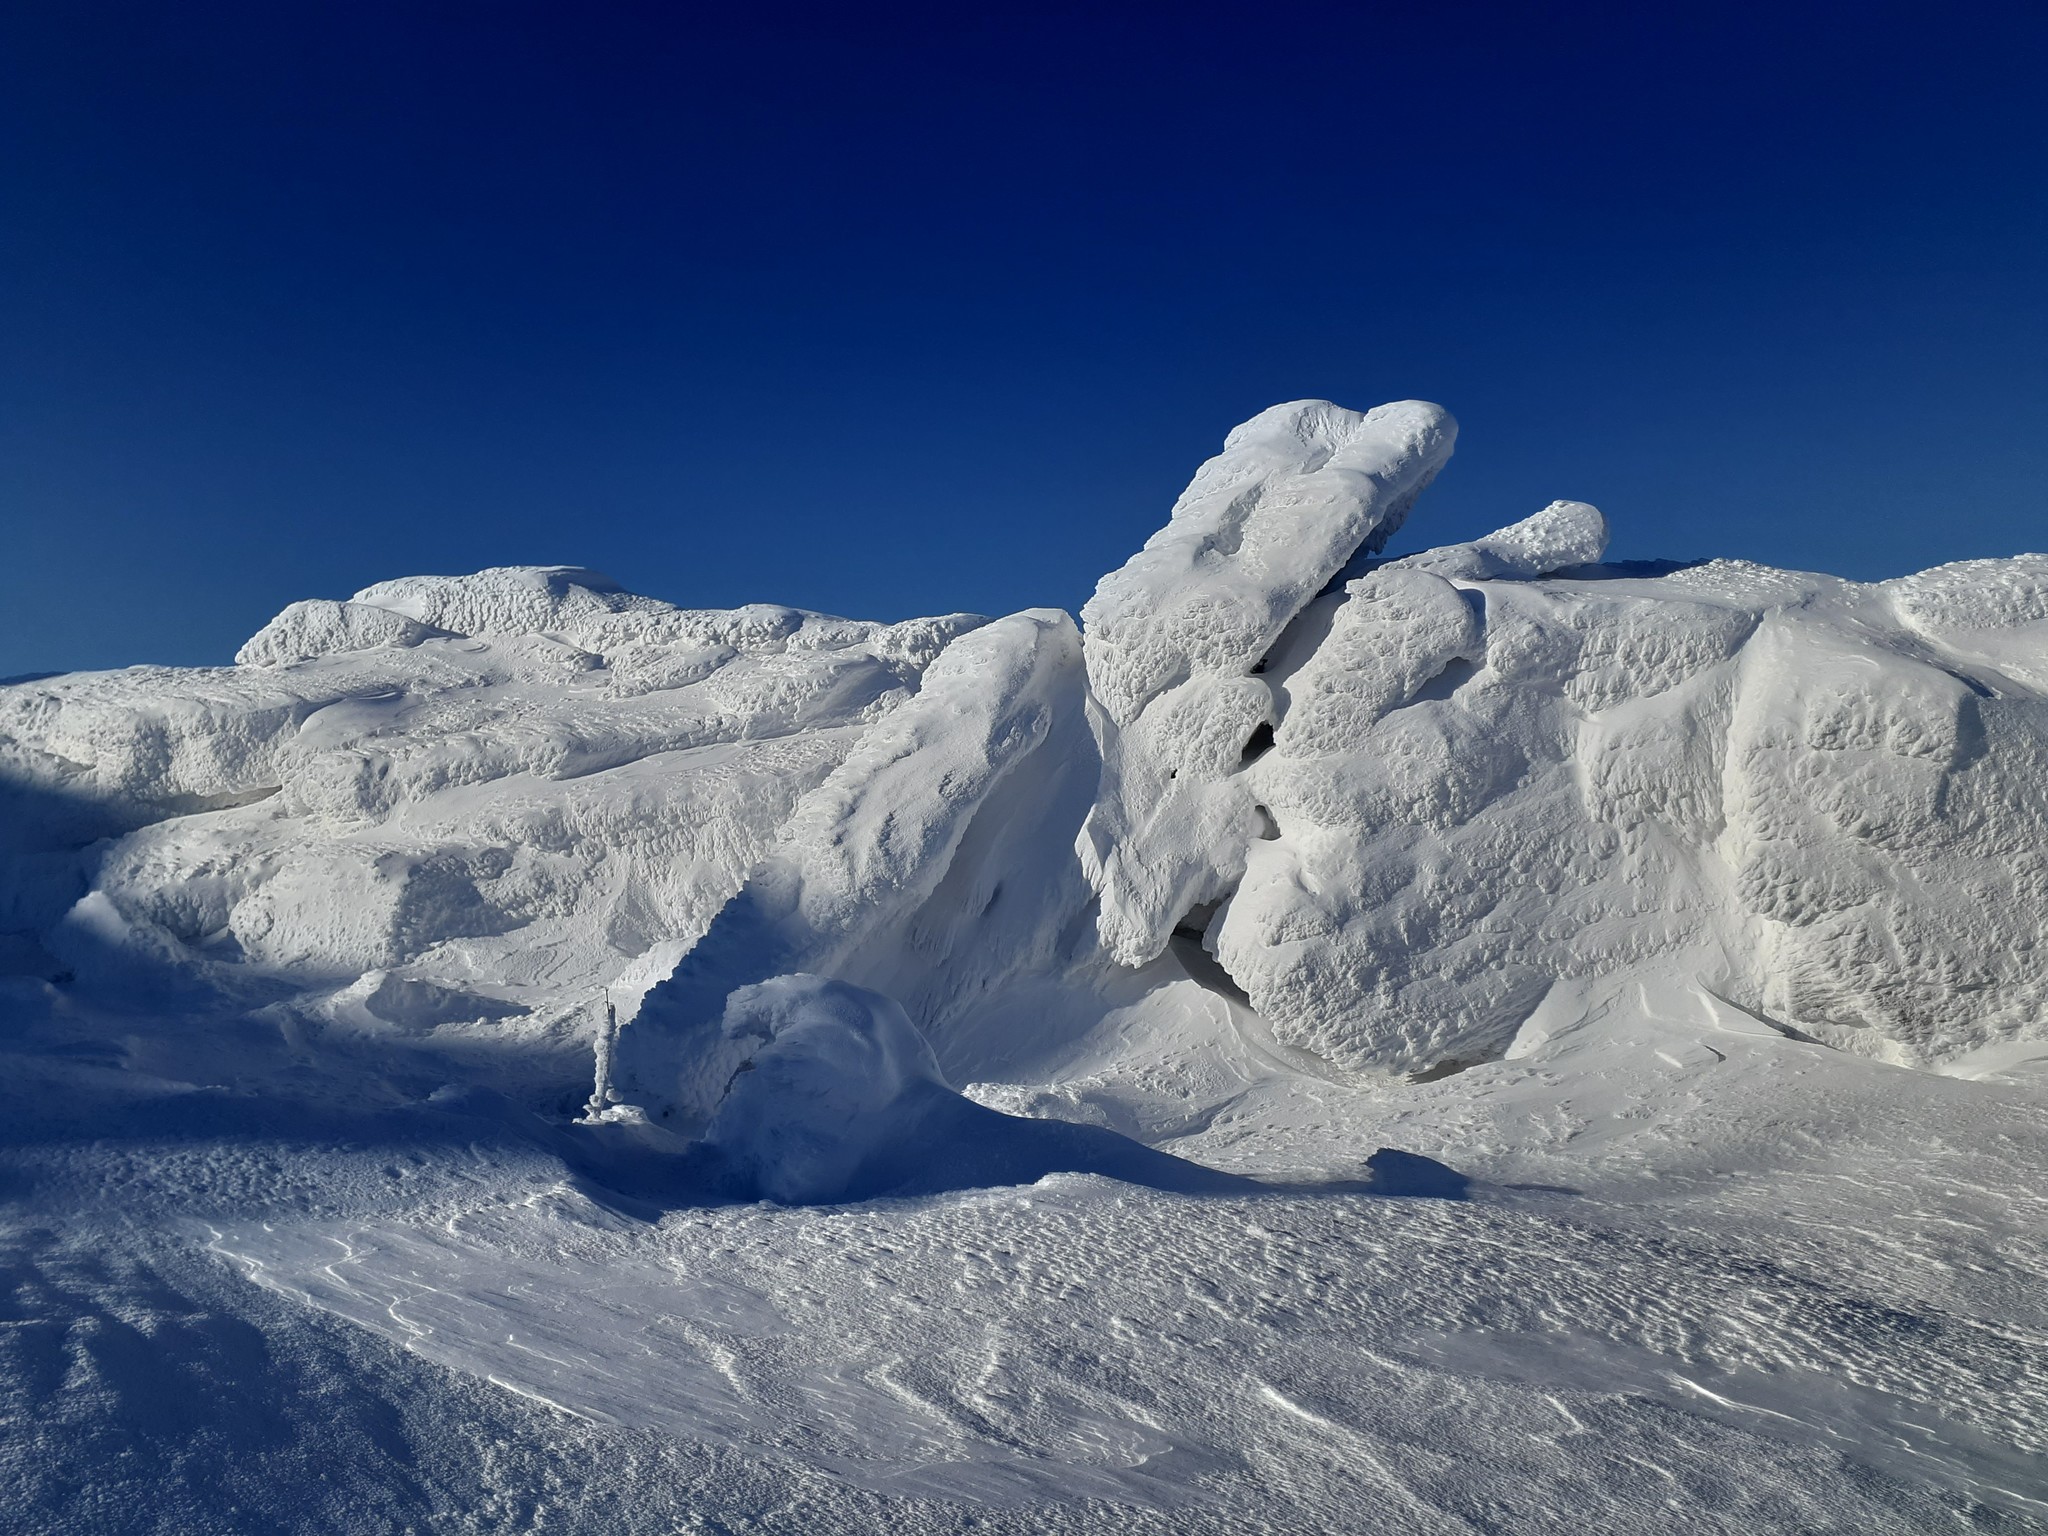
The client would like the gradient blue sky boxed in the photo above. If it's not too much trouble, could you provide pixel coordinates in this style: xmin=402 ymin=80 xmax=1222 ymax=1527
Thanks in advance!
xmin=4 ymin=1 xmax=2044 ymax=674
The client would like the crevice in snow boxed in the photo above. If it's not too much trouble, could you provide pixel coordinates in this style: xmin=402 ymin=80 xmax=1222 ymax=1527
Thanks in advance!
xmin=1238 ymin=721 xmax=1276 ymax=766
xmin=1409 ymin=656 xmax=1481 ymax=706
xmin=1168 ymin=896 xmax=1265 ymax=1013
xmin=1171 ymin=898 xmax=1225 ymax=945
xmin=1407 ymin=1048 xmax=1504 ymax=1084
xmin=1168 ymin=930 xmax=1254 ymax=1010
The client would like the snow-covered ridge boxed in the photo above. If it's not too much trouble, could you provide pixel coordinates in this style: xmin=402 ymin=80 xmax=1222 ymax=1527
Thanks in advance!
xmin=2 ymin=400 xmax=2044 ymax=1159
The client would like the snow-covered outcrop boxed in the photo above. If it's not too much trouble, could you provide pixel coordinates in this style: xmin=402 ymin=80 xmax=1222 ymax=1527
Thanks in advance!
xmin=596 ymin=608 xmax=1094 ymax=1124
xmin=1395 ymin=498 xmax=1609 ymax=581
xmin=0 ymin=581 xmax=990 ymax=1041
xmin=2 ymin=396 xmax=2043 ymax=1141
xmin=1076 ymin=399 xmax=1457 ymax=967
xmin=348 ymin=564 xmax=669 ymax=638
xmin=1209 ymin=554 xmax=2048 ymax=1075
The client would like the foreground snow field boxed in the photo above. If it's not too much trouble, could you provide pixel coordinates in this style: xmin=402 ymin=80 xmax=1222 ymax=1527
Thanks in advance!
xmin=2 ymin=400 xmax=2044 ymax=1532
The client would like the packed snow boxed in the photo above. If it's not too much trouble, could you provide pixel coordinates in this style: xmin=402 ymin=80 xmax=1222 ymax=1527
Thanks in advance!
xmin=2 ymin=399 xmax=2045 ymax=1533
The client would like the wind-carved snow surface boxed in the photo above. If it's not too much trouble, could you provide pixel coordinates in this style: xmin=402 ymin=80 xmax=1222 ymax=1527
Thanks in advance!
xmin=3 ymin=399 xmax=2048 ymax=1533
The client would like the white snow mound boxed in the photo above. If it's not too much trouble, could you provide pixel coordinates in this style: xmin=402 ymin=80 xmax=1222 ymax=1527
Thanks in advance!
xmin=597 ymin=607 xmax=1094 ymax=1123
xmin=236 ymin=599 xmax=454 ymax=666
xmin=687 ymin=973 xmax=950 ymax=1204
xmin=2 ymin=398 xmax=2043 ymax=1112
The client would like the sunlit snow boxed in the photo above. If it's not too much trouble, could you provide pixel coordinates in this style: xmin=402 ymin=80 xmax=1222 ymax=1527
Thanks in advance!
xmin=3 ymin=400 xmax=2045 ymax=1533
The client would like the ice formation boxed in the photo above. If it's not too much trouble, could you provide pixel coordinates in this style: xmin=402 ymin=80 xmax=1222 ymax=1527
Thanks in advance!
xmin=676 ymin=974 xmax=954 ymax=1203
xmin=596 ymin=606 xmax=1095 ymax=1125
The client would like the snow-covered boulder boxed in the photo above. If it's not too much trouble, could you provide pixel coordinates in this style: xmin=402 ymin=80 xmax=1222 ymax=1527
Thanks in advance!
xmin=1212 ymin=554 xmax=2048 ymax=1074
xmin=1077 ymin=399 xmax=1457 ymax=966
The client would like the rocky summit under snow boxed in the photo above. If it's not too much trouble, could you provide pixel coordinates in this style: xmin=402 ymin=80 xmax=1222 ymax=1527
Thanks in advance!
xmin=3 ymin=400 xmax=2046 ymax=1533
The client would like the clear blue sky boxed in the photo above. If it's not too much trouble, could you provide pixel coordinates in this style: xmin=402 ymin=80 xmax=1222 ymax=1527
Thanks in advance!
xmin=4 ymin=1 xmax=2044 ymax=675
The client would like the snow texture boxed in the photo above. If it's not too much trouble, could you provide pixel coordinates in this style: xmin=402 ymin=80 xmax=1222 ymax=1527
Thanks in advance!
xmin=598 ymin=607 xmax=1094 ymax=1126
xmin=2 ymin=397 xmax=2046 ymax=1533
xmin=236 ymin=599 xmax=453 ymax=666
xmin=677 ymin=974 xmax=952 ymax=1203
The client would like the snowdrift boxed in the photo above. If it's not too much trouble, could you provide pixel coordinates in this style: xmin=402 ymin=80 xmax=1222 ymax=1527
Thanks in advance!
xmin=3 ymin=397 xmax=2045 ymax=1196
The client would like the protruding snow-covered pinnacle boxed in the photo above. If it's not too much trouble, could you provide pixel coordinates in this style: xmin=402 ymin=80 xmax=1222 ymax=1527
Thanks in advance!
xmin=1076 ymin=398 xmax=1458 ymax=967
xmin=1080 ymin=399 xmax=1458 ymax=725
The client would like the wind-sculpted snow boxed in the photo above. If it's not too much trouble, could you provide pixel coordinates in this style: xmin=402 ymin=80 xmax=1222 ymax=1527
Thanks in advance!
xmin=3 ymin=398 xmax=2047 ymax=1531
xmin=237 ymin=599 xmax=454 ymax=666
xmin=597 ymin=609 xmax=1094 ymax=1125
xmin=602 ymin=974 xmax=1252 ymax=1204
xmin=1215 ymin=557 xmax=2048 ymax=1074
xmin=675 ymin=974 xmax=954 ymax=1203
xmin=3 ymin=399 xmax=2042 ymax=1094
xmin=3 ymin=401 xmax=2043 ymax=1096
xmin=1077 ymin=399 xmax=1456 ymax=967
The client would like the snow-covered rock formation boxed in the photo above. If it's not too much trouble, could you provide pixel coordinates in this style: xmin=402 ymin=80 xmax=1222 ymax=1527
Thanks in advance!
xmin=594 ymin=607 xmax=1096 ymax=1124
xmin=1218 ymin=555 xmax=2048 ymax=1074
xmin=3 ymin=399 xmax=2043 ymax=1153
xmin=1075 ymin=399 xmax=1456 ymax=968
xmin=0 ymin=567 xmax=988 ymax=1060
xmin=9 ymin=398 xmax=2048 ymax=1533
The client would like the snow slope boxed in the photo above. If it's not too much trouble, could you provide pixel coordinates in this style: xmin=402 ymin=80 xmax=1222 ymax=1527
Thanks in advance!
xmin=1 ymin=399 xmax=2045 ymax=1533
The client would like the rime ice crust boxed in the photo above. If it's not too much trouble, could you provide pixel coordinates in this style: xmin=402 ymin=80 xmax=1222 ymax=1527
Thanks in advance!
xmin=676 ymin=974 xmax=952 ymax=1204
xmin=1076 ymin=399 xmax=1458 ymax=967
xmin=0 ymin=574 xmax=990 ymax=1012
xmin=1216 ymin=561 xmax=2048 ymax=1075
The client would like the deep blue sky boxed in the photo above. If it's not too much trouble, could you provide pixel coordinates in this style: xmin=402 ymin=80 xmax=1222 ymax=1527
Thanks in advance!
xmin=4 ymin=1 xmax=2044 ymax=674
